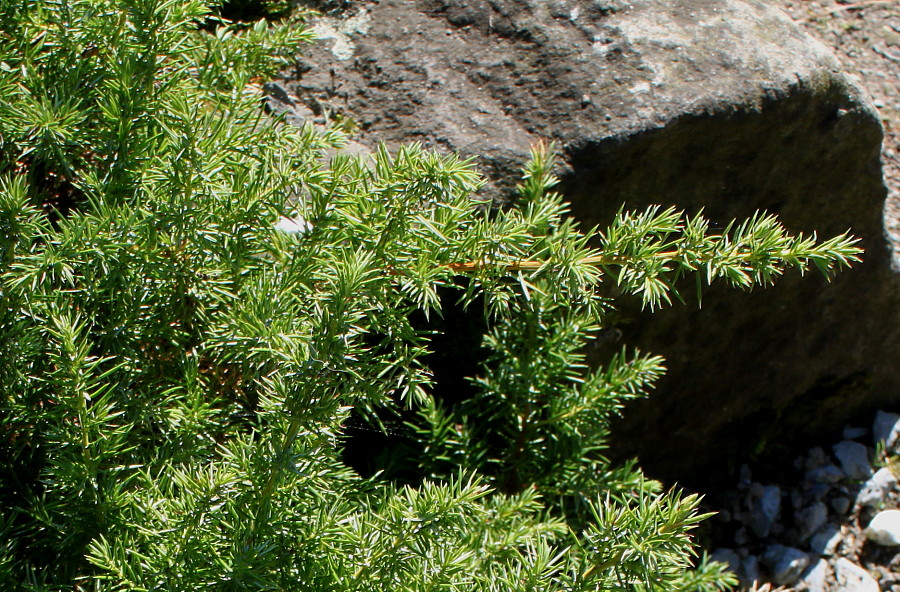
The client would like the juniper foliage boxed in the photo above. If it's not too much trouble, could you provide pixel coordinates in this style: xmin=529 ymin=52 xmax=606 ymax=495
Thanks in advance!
xmin=0 ymin=0 xmax=862 ymax=590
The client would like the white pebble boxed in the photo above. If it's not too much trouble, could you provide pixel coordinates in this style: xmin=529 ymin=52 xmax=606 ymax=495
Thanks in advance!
xmin=856 ymin=467 xmax=897 ymax=508
xmin=275 ymin=215 xmax=313 ymax=235
xmin=833 ymin=557 xmax=879 ymax=592
xmin=798 ymin=558 xmax=830 ymax=592
xmin=864 ymin=510 xmax=900 ymax=546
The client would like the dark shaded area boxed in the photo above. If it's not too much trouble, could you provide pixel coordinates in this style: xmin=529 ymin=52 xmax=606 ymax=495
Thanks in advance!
xmin=418 ymin=287 xmax=489 ymax=408
xmin=214 ymin=0 xmax=293 ymax=22
xmin=563 ymin=89 xmax=894 ymax=490
xmin=340 ymin=286 xmax=488 ymax=481
xmin=339 ymin=409 xmax=424 ymax=482
xmin=0 ymin=438 xmax=44 ymax=568
xmin=213 ymin=0 xmax=353 ymax=22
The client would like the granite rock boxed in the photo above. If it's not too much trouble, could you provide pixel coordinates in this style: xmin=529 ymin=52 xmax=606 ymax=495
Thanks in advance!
xmin=284 ymin=0 xmax=893 ymax=486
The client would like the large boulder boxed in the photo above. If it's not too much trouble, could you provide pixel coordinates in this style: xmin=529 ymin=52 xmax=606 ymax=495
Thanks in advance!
xmin=282 ymin=0 xmax=895 ymax=486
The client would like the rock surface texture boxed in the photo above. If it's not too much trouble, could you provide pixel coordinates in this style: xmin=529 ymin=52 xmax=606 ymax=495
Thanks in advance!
xmin=280 ymin=0 xmax=895 ymax=484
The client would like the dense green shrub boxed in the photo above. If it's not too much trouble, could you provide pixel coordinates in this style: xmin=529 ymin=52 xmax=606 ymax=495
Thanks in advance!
xmin=0 ymin=0 xmax=861 ymax=589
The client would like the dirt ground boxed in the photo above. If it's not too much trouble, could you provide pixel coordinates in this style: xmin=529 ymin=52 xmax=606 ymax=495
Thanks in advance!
xmin=771 ymin=0 xmax=898 ymax=265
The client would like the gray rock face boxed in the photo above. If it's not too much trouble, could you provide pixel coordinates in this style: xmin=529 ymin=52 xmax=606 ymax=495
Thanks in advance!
xmin=285 ymin=0 xmax=893 ymax=484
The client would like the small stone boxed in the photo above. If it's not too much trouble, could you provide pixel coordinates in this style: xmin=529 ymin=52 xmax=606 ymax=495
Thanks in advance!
xmin=806 ymin=464 xmax=845 ymax=485
xmin=873 ymin=410 xmax=900 ymax=450
xmin=856 ymin=467 xmax=898 ymax=508
xmin=762 ymin=545 xmax=810 ymax=586
xmin=795 ymin=502 xmax=829 ymax=541
xmin=798 ymin=558 xmax=830 ymax=592
xmin=832 ymin=496 xmax=852 ymax=515
xmin=833 ymin=440 xmax=873 ymax=481
xmin=734 ymin=526 xmax=749 ymax=546
xmin=833 ymin=557 xmax=879 ymax=592
xmin=844 ymin=425 xmax=869 ymax=440
xmin=809 ymin=524 xmax=842 ymax=556
xmin=873 ymin=566 xmax=896 ymax=587
xmin=723 ymin=491 xmax=741 ymax=517
xmin=274 ymin=216 xmax=313 ymax=235
xmin=865 ymin=510 xmax=900 ymax=546
xmin=806 ymin=447 xmax=828 ymax=470
xmin=750 ymin=485 xmax=781 ymax=538
xmin=807 ymin=483 xmax=831 ymax=502
xmin=262 ymin=82 xmax=315 ymax=127
xmin=262 ymin=81 xmax=296 ymax=106
xmin=710 ymin=548 xmax=741 ymax=574
xmin=740 ymin=555 xmax=760 ymax=587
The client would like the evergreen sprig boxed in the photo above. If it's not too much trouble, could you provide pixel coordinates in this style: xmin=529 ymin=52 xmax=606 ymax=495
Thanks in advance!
xmin=0 ymin=0 xmax=861 ymax=590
